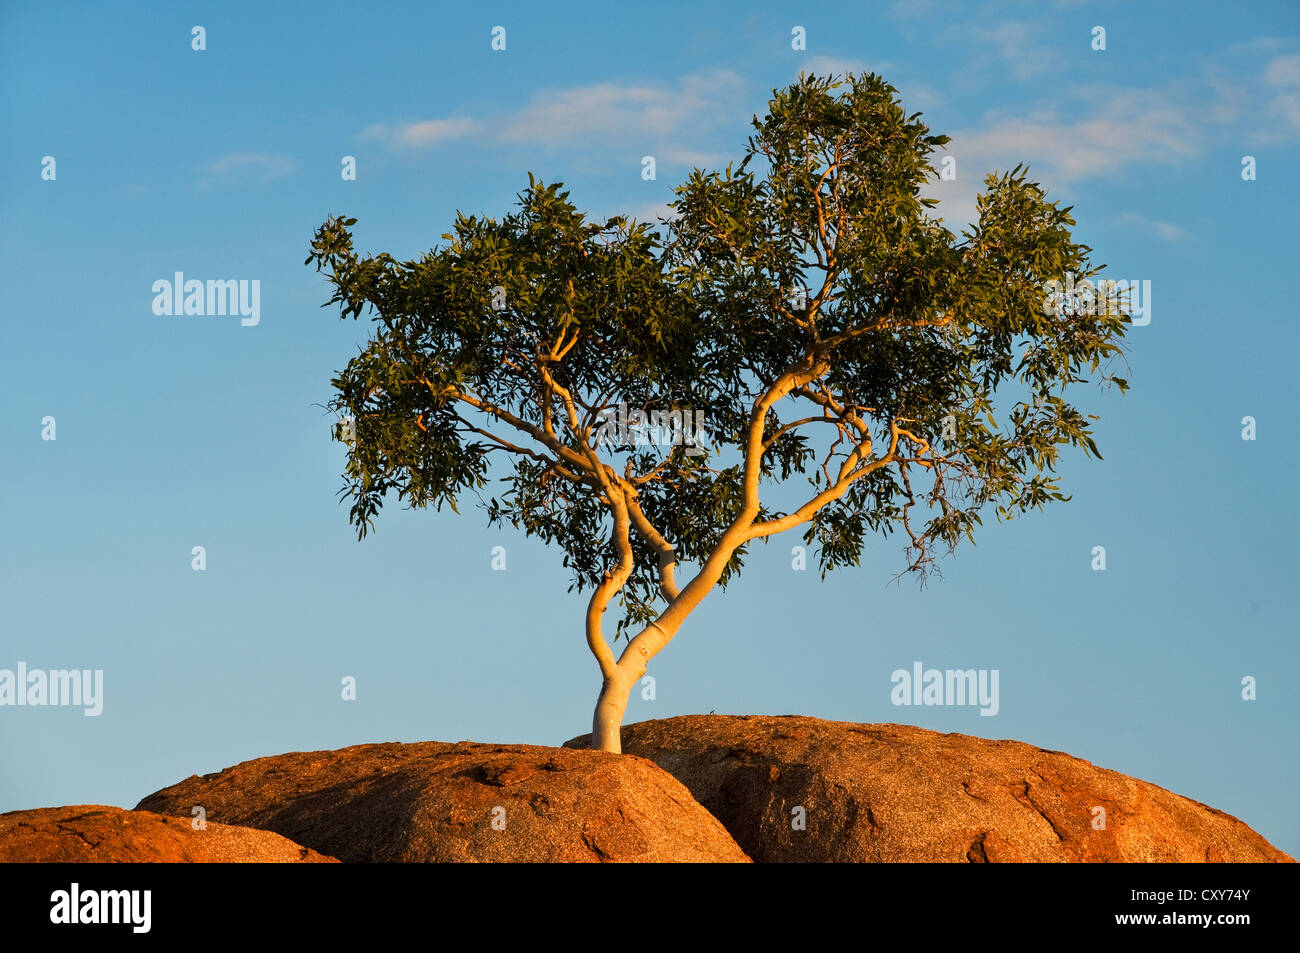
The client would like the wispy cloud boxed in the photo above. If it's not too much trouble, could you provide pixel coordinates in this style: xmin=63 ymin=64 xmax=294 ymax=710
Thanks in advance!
xmin=365 ymin=70 xmax=745 ymax=170
xmin=201 ymin=152 xmax=299 ymax=187
xmin=962 ymin=21 xmax=1056 ymax=80
xmin=364 ymin=118 xmax=481 ymax=148
xmin=1264 ymin=53 xmax=1300 ymax=137
xmin=948 ymin=91 xmax=1199 ymax=183
xmin=927 ymin=40 xmax=1300 ymax=228
xmin=889 ymin=6 xmax=1063 ymax=82
xmin=1118 ymin=212 xmax=1185 ymax=242
xmin=1265 ymin=52 xmax=1300 ymax=86
xmin=500 ymin=71 xmax=740 ymax=143
xmin=926 ymin=94 xmax=1196 ymax=231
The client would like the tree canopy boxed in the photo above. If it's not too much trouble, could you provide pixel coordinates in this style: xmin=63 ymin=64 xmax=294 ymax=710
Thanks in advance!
xmin=307 ymin=72 xmax=1129 ymax=748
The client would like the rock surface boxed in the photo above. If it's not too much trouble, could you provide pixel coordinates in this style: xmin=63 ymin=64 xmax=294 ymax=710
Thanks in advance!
xmin=0 ymin=805 xmax=338 ymax=862
xmin=137 ymin=741 xmax=749 ymax=863
xmin=564 ymin=715 xmax=1294 ymax=863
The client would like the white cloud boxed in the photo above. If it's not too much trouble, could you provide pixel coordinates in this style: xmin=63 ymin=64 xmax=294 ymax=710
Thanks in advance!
xmin=899 ymin=80 xmax=942 ymax=111
xmin=382 ymin=118 xmax=480 ymax=147
xmin=1267 ymin=89 xmax=1300 ymax=134
xmin=201 ymin=153 xmax=299 ymax=187
xmin=1225 ymin=36 xmax=1287 ymax=57
xmin=1264 ymin=54 xmax=1300 ymax=135
xmin=924 ymin=175 xmax=982 ymax=235
xmin=367 ymin=70 xmax=745 ymax=170
xmin=355 ymin=38 xmax=1300 ymax=233
xmin=1118 ymin=212 xmax=1185 ymax=242
xmin=1265 ymin=53 xmax=1300 ymax=87
xmin=496 ymin=75 xmax=740 ymax=145
xmin=945 ymin=96 xmax=1197 ymax=184
xmin=885 ymin=12 xmax=1061 ymax=82
xmin=919 ymin=85 xmax=1198 ymax=230
xmin=922 ymin=34 xmax=1300 ymax=227
xmin=924 ymin=64 xmax=1282 ymax=228
xmin=962 ymin=21 xmax=1056 ymax=81
xmin=656 ymin=146 xmax=729 ymax=167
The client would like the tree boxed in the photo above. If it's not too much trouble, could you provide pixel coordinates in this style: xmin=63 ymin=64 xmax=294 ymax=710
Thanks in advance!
xmin=306 ymin=73 xmax=1129 ymax=753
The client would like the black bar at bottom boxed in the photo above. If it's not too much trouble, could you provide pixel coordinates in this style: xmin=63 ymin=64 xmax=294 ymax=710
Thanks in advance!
xmin=2 ymin=862 xmax=1294 ymax=940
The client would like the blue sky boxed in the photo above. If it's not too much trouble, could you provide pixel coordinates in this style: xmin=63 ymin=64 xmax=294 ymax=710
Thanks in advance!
xmin=2 ymin=0 xmax=1298 ymax=856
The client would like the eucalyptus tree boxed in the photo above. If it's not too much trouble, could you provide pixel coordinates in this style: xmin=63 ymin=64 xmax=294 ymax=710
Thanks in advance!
xmin=307 ymin=73 xmax=1129 ymax=752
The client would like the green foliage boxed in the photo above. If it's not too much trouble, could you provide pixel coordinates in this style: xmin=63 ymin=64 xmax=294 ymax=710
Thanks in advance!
xmin=307 ymin=72 xmax=1128 ymax=633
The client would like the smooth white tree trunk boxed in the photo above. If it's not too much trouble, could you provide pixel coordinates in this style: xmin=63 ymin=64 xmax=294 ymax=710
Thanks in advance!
xmin=592 ymin=670 xmax=637 ymax=753
xmin=585 ymin=376 xmax=826 ymax=752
